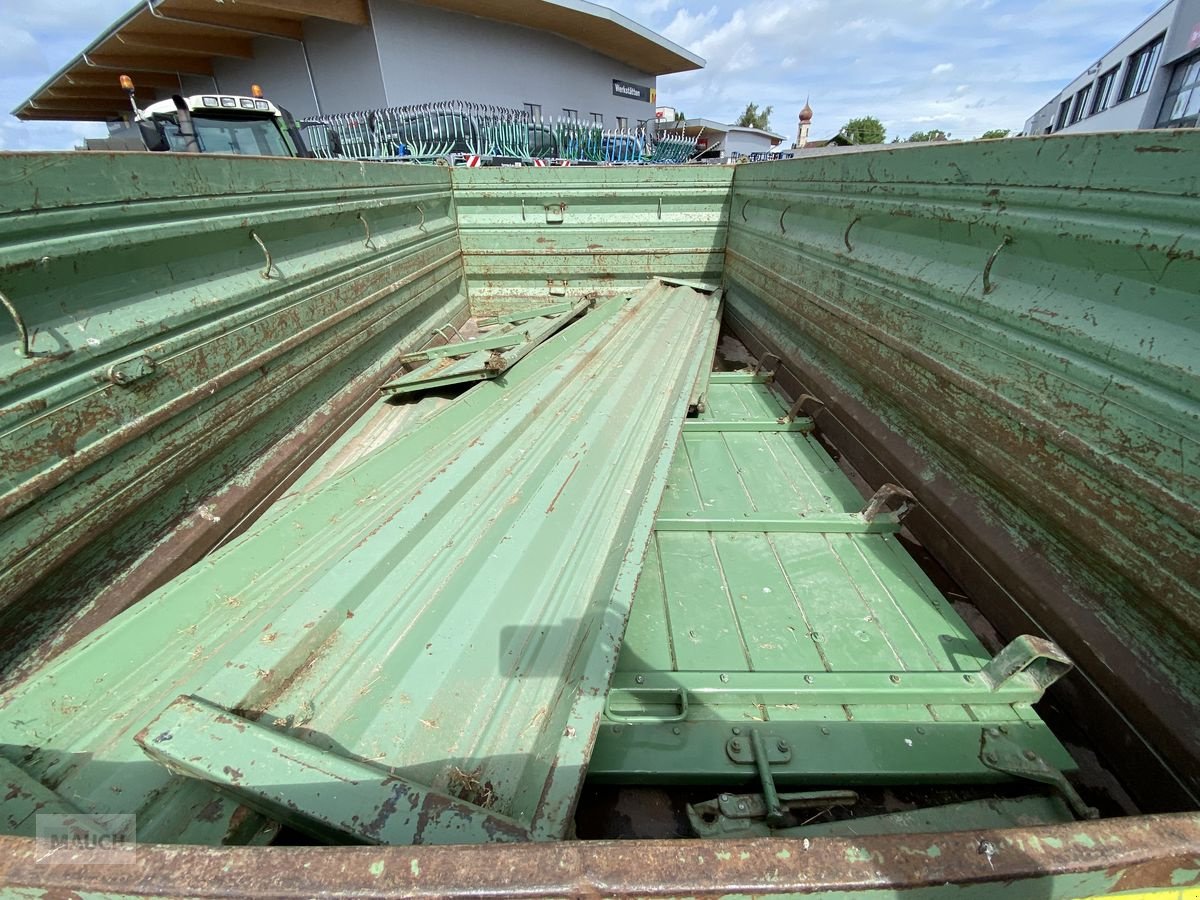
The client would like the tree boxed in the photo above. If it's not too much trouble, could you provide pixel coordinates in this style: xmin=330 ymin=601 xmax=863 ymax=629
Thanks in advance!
xmin=906 ymin=129 xmax=950 ymax=142
xmin=736 ymin=102 xmax=774 ymax=131
xmin=841 ymin=116 xmax=885 ymax=144
xmin=979 ymin=128 xmax=1011 ymax=140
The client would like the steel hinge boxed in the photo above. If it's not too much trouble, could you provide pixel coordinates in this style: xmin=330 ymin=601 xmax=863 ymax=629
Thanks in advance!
xmin=979 ymin=727 xmax=1098 ymax=820
xmin=688 ymin=789 xmax=858 ymax=838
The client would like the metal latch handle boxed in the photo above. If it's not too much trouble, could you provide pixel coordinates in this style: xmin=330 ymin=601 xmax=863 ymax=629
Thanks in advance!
xmin=604 ymin=687 xmax=688 ymax=724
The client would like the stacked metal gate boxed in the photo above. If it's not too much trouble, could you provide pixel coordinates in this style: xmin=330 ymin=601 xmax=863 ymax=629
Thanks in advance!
xmin=300 ymin=100 xmax=699 ymax=165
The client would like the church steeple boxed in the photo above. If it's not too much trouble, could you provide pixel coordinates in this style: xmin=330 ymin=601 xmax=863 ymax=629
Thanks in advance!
xmin=796 ymin=97 xmax=813 ymax=148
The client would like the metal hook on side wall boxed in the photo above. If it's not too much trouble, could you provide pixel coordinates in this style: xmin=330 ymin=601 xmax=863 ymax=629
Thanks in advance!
xmin=741 ymin=199 xmax=750 ymax=222
xmin=357 ymin=211 xmax=375 ymax=249
xmin=1 ymin=289 xmax=31 ymax=357
xmin=752 ymin=352 xmax=781 ymax=378
xmin=250 ymin=231 xmax=273 ymax=279
xmin=844 ymin=216 xmax=861 ymax=253
xmin=417 ymin=205 xmax=426 ymax=232
xmin=779 ymin=204 xmax=791 ymax=235
xmin=983 ymin=234 xmax=1013 ymax=295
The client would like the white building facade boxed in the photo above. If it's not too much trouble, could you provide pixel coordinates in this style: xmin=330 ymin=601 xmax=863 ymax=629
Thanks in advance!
xmin=1024 ymin=0 xmax=1200 ymax=135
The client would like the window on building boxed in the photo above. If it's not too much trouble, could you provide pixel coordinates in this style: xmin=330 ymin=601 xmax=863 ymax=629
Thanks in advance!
xmin=616 ymin=116 xmax=628 ymax=129
xmin=1068 ymin=82 xmax=1093 ymax=124
xmin=1090 ymin=66 xmax=1119 ymax=114
xmin=590 ymin=112 xmax=603 ymax=124
xmin=1054 ymin=97 xmax=1071 ymax=131
xmin=1118 ymin=34 xmax=1164 ymax=102
xmin=524 ymin=103 xmax=542 ymax=121
xmin=562 ymin=108 xmax=578 ymax=121
xmin=1156 ymin=49 xmax=1200 ymax=128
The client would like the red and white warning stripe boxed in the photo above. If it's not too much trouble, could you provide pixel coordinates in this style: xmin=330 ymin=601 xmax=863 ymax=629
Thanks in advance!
xmin=533 ymin=158 xmax=546 ymax=167
xmin=464 ymin=155 xmax=482 ymax=167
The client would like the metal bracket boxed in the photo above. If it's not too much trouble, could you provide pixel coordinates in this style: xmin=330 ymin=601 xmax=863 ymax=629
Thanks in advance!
xmin=688 ymin=789 xmax=858 ymax=838
xmin=983 ymin=234 xmax=1013 ymax=294
xmin=0 ymin=289 xmax=31 ymax=357
xmin=980 ymin=635 xmax=1073 ymax=694
xmin=726 ymin=731 xmax=791 ymax=765
xmin=106 ymin=354 xmax=157 ymax=387
xmin=844 ymin=215 xmax=861 ymax=252
xmin=751 ymin=352 xmax=780 ymax=378
xmin=860 ymin=483 xmax=917 ymax=524
xmin=357 ymin=211 xmax=375 ymax=249
xmin=980 ymin=728 xmax=1098 ymax=820
xmin=779 ymin=392 xmax=824 ymax=424
xmin=545 ymin=203 xmax=565 ymax=224
xmin=249 ymin=230 xmax=273 ymax=279
xmin=727 ymin=730 xmax=793 ymax=827
xmin=432 ymin=322 xmax=464 ymax=344
xmin=547 ymin=279 xmax=568 ymax=297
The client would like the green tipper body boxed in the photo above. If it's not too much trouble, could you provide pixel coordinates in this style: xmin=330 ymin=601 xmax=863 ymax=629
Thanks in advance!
xmin=0 ymin=131 xmax=1197 ymax=897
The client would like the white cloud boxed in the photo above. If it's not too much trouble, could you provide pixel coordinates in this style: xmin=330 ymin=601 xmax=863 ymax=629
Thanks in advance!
xmin=620 ymin=0 xmax=1164 ymax=140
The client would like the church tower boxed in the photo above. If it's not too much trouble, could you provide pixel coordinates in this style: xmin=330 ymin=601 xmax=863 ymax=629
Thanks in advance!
xmin=796 ymin=99 xmax=813 ymax=148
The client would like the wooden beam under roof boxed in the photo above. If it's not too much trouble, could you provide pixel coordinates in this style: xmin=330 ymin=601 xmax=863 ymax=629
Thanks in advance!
xmin=224 ymin=0 xmax=370 ymax=26
xmin=63 ymin=69 xmax=182 ymax=89
xmin=15 ymin=108 xmax=116 ymax=122
xmin=84 ymin=53 xmax=215 ymax=76
xmin=155 ymin=0 xmax=306 ymax=39
xmin=46 ymin=88 xmax=140 ymax=103
xmin=115 ymin=30 xmax=256 ymax=59
xmin=23 ymin=99 xmax=125 ymax=116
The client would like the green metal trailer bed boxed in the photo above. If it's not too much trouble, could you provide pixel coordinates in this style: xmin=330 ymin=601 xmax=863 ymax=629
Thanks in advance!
xmin=0 ymin=131 xmax=1197 ymax=896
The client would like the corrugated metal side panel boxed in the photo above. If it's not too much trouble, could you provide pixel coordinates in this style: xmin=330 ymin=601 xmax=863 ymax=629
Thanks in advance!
xmin=724 ymin=130 xmax=1200 ymax=805
xmin=451 ymin=164 xmax=732 ymax=315
xmin=0 ymin=153 xmax=463 ymax=686
xmin=0 ymin=284 xmax=719 ymax=845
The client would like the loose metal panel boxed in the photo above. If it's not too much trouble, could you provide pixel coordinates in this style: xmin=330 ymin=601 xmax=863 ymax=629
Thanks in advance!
xmin=593 ymin=379 xmax=1076 ymax=784
xmin=0 ymin=153 xmax=463 ymax=686
xmin=724 ymin=130 xmax=1200 ymax=805
xmin=0 ymin=282 xmax=720 ymax=845
xmin=451 ymin=164 xmax=732 ymax=314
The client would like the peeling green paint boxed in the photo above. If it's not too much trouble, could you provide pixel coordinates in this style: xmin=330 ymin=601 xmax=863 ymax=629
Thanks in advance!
xmin=1171 ymin=867 xmax=1200 ymax=885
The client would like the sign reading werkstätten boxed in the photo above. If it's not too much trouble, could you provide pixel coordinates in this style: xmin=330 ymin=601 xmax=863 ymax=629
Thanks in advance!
xmin=613 ymin=79 xmax=652 ymax=102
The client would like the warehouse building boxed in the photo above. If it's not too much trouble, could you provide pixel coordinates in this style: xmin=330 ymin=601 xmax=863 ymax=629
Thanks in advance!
xmin=1023 ymin=0 xmax=1200 ymax=135
xmin=13 ymin=0 xmax=703 ymax=129
xmin=654 ymin=114 xmax=784 ymax=161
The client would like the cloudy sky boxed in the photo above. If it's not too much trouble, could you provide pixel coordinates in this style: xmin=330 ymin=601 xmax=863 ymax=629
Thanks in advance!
xmin=1 ymin=0 xmax=1164 ymax=150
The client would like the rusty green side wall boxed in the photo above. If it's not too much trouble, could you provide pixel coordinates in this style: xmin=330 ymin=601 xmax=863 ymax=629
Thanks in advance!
xmin=0 ymin=153 xmax=464 ymax=686
xmin=452 ymin=165 xmax=732 ymax=315
xmin=723 ymin=131 xmax=1199 ymax=808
